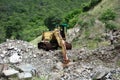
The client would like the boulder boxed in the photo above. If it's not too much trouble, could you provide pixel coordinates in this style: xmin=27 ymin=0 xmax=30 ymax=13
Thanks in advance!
xmin=2 ymin=69 xmax=19 ymax=76
xmin=17 ymin=64 xmax=36 ymax=74
xmin=0 ymin=64 xmax=4 ymax=76
xmin=18 ymin=72 xmax=32 ymax=79
xmin=9 ymin=53 xmax=22 ymax=64
xmin=54 ymin=62 xmax=63 ymax=70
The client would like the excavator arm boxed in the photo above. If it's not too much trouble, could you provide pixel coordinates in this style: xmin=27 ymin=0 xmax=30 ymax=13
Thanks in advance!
xmin=53 ymin=29 xmax=70 ymax=64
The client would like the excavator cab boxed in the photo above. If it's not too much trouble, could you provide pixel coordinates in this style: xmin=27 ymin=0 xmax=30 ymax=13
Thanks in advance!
xmin=59 ymin=24 xmax=67 ymax=40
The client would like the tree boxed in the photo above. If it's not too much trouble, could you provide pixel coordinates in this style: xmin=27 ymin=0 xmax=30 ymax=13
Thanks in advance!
xmin=0 ymin=26 xmax=5 ymax=43
xmin=44 ymin=16 xmax=61 ymax=30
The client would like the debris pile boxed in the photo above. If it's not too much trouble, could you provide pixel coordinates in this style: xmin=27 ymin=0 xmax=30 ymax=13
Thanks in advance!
xmin=0 ymin=39 xmax=120 ymax=80
xmin=0 ymin=40 xmax=37 ymax=80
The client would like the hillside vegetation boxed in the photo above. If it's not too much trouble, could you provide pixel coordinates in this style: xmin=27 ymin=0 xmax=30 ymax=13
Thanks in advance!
xmin=30 ymin=0 xmax=103 ymax=45
xmin=0 ymin=0 xmax=90 ymax=43
xmin=72 ymin=0 xmax=120 ymax=49
xmin=0 ymin=0 xmax=119 ymax=49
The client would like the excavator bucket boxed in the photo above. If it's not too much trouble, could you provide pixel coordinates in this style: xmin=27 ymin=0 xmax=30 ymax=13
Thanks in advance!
xmin=38 ymin=42 xmax=53 ymax=51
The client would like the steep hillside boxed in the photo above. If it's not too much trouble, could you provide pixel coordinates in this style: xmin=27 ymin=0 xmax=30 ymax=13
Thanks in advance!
xmin=71 ymin=0 xmax=120 ymax=49
xmin=31 ymin=0 xmax=120 ymax=48
xmin=0 ymin=0 xmax=120 ymax=80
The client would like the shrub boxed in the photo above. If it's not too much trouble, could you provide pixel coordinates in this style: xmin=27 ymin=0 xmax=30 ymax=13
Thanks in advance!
xmin=44 ymin=16 xmax=62 ymax=30
xmin=69 ymin=18 xmax=78 ymax=28
xmin=90 ymin=0 xmax=102 ymax=7
xmin=78 ymin=17 xmax=95 ymax=29
xmin=82 ymin=0 xmax=102 ymax=12
xmin=105 ymin=21 xmax=117 ymax=30
xmin=0 ymin=26 xmax=6 ymax=43
xmin=64 ymin=9 xmax=82 ymax=23
xmin=99 ymin=9 xmax=116 ymax=22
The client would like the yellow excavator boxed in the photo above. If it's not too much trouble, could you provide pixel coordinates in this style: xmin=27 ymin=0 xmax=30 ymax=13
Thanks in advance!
xmin=38 ymin=24 xmax=72 ymax=64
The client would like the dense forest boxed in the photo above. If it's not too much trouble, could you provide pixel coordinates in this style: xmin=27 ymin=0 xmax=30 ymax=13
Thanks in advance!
xmin=0 ymin=0 xmax=86 ymax=42
xmin=0 ymin=0 xmax=103 ymax=43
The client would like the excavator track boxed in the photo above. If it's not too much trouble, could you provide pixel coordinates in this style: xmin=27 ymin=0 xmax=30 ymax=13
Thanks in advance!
xmin=38 ymin=42 xmax=52 ymax=51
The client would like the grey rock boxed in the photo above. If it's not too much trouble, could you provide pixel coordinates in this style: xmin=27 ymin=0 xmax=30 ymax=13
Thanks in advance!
xmin=54 ymin=62 xmax=63 ymax=70
xmin=106 ymin=79 xmax=112 ymax=80
xmin=0 ymin=39 xmax=120 ymax=80
xmin=0 ymin=54 xmax=4 ymax=58
xmin=28 ymin=45 xmax=33 ymax=49
xmin=67 ymin=27 xmax=80 ymax=42
xmin=75 ymin=68 xmax=85 ymax=74
xmin=9 ymin=53 xmax=22 ymax=64
xmin=18 ymin=72 xmax=32 ymax=79
xmin=49 ymin=72 xmax=61 ymax=80
xmin=2 ymin=69 xmax=19 ymax=76
xmin=33 ymin=54 xmax=37 ymax=58
xmin=2 ymin=51 xmax=7 ymax=54
xmin=17 ymin=64 xmax=36 ymax=72
xmin=92 ymin=70 xmax=108 ymax=80
xmin=105 ymin=72 xmax=112 ymax=79
xmin=7 ymin=46 xmax=14 ymax=50
xmin=0 ymin=64 xmax=4 ymax=76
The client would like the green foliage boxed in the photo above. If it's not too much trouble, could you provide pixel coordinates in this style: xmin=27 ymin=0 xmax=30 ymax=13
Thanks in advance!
xmin=82 ymin=2 xmax=91 ymax=12
xmin=5 ymin=16 xmax=24 ymax=39
xmin=0 ymin=26 xmax=5 ymax=43
xmin=105 ymin=21 xmax=117 ymax=30
xmin=64 ymin=9 xmax=82 ymax=22
xmin=82 ymin=0 xmax=102 ymax=12
xmin=0 ymin=0 xmax=90 ymax=43
xmin=21 ymin=26 xmax=47 ymax=41
xmin=0 ymin=0 xmax=102 ymax=43
xmin=78 ymin=17 xmax=95 ymax=29
xmin=117 ymin=59 xmax=120 ymax=67
xmin=63 ymin=9 xmax=83 ymax=28
xmin=69 ymin=17 xmax=78 ymax=28
xmin=63 ymin=0 xmax=101 ymax=28
xmin=44 ymin=16 xmax=62 ymax=30
xmin=94 ymin=36 xmax=102 ymax=42
xmin=99 ymin=9 xmax=117 ymax=31
xmin=99 ymin=9 xmax=117 ymax=22
xmin=90 ymin=0 xmax=102 ymax=7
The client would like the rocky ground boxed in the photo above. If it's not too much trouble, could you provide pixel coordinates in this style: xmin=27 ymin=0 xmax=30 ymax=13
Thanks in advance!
xmin=0 ymin=39 xmax=120 ymax=80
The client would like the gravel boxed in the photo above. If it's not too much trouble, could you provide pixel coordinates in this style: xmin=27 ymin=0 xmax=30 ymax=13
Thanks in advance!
xmin=0 ymin=39 xmax=120 ymax=80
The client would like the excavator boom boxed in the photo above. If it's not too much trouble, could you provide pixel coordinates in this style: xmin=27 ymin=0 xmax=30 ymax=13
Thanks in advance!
xmin=53 ymin=29 xmax=70 ymax=63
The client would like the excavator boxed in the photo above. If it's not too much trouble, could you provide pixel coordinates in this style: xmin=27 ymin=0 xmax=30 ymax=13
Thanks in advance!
xmin=38 ymin=24 xmax=72 ymax=64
